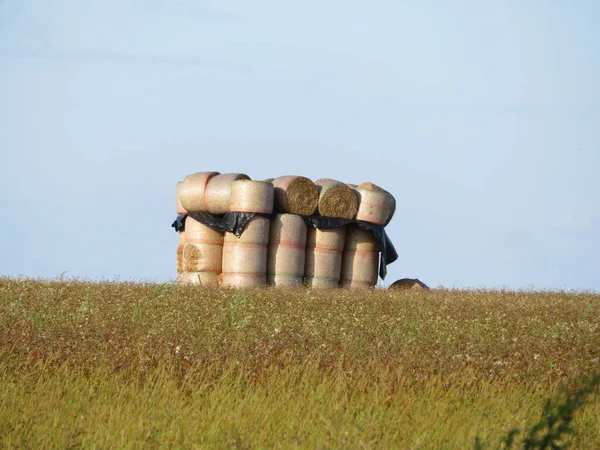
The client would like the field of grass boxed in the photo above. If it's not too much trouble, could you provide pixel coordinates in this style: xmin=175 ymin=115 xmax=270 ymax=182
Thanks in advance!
xmin=1 ymin=278 xmax=599 ymax=448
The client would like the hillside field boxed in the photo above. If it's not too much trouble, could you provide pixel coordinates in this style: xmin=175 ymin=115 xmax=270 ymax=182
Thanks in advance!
xmin=1 ymin=279 xmax=599 ymax=448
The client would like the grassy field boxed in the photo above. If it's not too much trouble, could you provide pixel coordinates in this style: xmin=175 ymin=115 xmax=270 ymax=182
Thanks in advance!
xmin=1 ymin=278 xmax=599 ymax=448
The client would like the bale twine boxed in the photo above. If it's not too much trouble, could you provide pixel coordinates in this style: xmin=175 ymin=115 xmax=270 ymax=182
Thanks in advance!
xmin=230 ymin=180 xmax=274 ymax=214
xmin=205 ymin=173 xmax=250 ymax=215
xmin=314 ymin=178 xmax=358 ymax=219
xmin=176 ymin=182 xmax=187 ymax=214
xmin=340 ymin=224 xmax=379 ymax=288
xmin=177 ymin=272 xmax=219 ymax=286
xmin=271 ymin=176 xmax=318 ymax=216
xmin=354 ymin=182 xmax=396 ymax=226
xmin=182 ymin=216 xmax=223 ymax=274
xmin=305 ymin=226 xmax=346 ymax=288
xmin=222 ymin=216 xmax=269 ymax=288
xmin=267 ymin=214 xmax=307 ymax=287
xmin=179 ymin=171 xmax=220 ymax=212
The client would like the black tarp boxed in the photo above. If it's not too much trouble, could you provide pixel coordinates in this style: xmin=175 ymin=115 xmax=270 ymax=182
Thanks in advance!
xmin=172 ymin=212 xmax=398 ymax=280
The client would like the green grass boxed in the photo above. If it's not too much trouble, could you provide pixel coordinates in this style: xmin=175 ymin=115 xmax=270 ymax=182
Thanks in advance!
xmin=1 ymin=278 xmax=599 ymax=448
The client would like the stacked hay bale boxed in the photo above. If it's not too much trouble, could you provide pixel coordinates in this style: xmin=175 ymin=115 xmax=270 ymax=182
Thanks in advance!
xmin=267 ymin=214 xmax=307 ymax=286
xmin=305 ymin=227 xmax=346 ymax=288
xmin=175 ymin=172 xmax=396 ymax=290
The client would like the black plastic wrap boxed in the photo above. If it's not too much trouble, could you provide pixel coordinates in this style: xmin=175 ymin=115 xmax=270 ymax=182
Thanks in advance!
xmin=172 ymin=213 xmax=398 ymax=280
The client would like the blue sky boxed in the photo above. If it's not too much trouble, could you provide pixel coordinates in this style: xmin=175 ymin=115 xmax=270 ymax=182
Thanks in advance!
xmin=1 ymin=0 xmax=598 ymax=290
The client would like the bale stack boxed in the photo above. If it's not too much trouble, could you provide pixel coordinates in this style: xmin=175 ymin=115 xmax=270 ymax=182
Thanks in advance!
xmin=267 ymin=214 xmax=307 ymax=286
xmin=354 ymin=182 xmax=396 ymax=226
xmin=205 ymin=173 xmax=250 ymax=215
xmin=222 ymin=216 xmax=270 ymax=287
xmin=340 ymin=224 xmax=379 ymax=289
xmin=179 ymin=216 xmax=223 ymax=286
xmin=305 ymin=227 xmax=347 ymax=288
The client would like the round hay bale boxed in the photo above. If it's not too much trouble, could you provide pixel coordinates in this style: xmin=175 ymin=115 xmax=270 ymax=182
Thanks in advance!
xmin=305 ymin=226 xmax=346 ymax=288
xmin=340 ymin=225 xmax=379 ymax=288
xmin=271 ymin=176 xmax=318 ymax=216
xmin=314 ymin=178 xmax=358 ymax=219
xmin=389 ymin=278 xmax=429 ymax=290
xmin=205 ymin=173 xmax=250 ymax=215
xmin=222 ymin=216 xmax=269 ymax=288
xmin=267 ymin=214 xmax=307 ymax=287
xmin=184 ymin=216 xmax=224 ymax=245
xmin=183 ymin=243 xmax=222 ymax=273
xmin=230 ymin=180 xmax=274 ymax=214
xmin=179 ymin=171 xmax=220 ymax=212
xmin=354 ymin=182 xmax=396 ymax=226
xmin=176 ymin=182 xmax=187 ymax=214
xmin=177 ymin=272 xmax=219 ymax=286
xmin=178 ymin=230 xmax=186 ymax=245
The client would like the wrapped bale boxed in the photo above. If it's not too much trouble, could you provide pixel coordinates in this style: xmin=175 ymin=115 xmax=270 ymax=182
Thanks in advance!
xmin=354 ymin=182 xmax=396 ymax=226
xmin=267 ymin=214 xmax=307 ymax=287
xmin=182 ymin=216 xmax=223 ymax=275
xmin=177 ymin=272 xmax=219 ymax=286
xmin=305 ymin=226 xmax=346 ymax=288
xmin=271 ymin=176 xmax=318 ymax=216
xmin=179 ymin=171 xmax=220 ymax=212
xmin=222 ymin=216 xmax=269 ymax=287
xmin=176 ymin=230 xmax=185 ymax=274
xmin=340 ymin=225 xmax=379 ymax=288
xmin=315 ymin=178 xmax=358 ymax=219
xmin=205 ymin=173 xmax=250 ymax=215
xmin=230 ymin=180 xmax=274 ymax=214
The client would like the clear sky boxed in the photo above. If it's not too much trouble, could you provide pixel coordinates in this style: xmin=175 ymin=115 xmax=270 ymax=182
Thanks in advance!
xmin=1 ymin=0 xmax=598 ymax=290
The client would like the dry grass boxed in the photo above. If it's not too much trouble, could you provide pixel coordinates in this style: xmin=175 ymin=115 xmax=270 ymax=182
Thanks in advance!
xmin=1 ymin=278 xmax=599 ymax=448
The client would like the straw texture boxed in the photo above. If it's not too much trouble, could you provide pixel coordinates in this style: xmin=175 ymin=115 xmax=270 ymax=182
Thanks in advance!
xmin=304 ymin=226 xmax=346 ymax=288
xmin=230 ymin=180 xmax=274 ymax=214
xmin=389 ymin=278 xmax=429 ymax=290
xmin=176 ymin=244 xmax=184 ymax=274
xmin=182 ymin=217 xmax=223 ymax=274
xmin=205 ymin=173 xmax=251 ymax=215
xmin=315 ymin=178 xmax=358 ymax=219
xmin=354 ymin=182 xmax=396 ymax=226
xmin=340 ymin=225 xmax=379 ymax=288
xmin=179 ymin=172 xmax=220 ymax=212
xmin=176 ymin=272 xmax=219 ymax=286
xmin=272 ymin=176 xmax=318 ymax=216
xmin=222 ymin=216 xmax=270 ymax=288
xmin=267 ymin=214 xmax=307 ymax=287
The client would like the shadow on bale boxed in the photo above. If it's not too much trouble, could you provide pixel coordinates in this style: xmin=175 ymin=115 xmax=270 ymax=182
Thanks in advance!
xmin=389 ymin=278 xmax=429 ymax=290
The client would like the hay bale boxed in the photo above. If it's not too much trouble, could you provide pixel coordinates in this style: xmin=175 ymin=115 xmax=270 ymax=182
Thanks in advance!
xmin=176 ymin=243 xmax=184 ymax=274
xmin=271 ymin=176 xmax=318 ymax=216
xmin=183 ymin=243 xmax=222 ymax=273
xmin=340 ymin=225 xmax=379 ymax=288
xmin=184 ymin=216 xmax=224 ymax=245
xmin=389 ymin=278 xmax=429 ymax=290
xmin=314 ymin=178 xmax=358 ymax=219
xmin=354 ymin=182 xmax=396 ymax=226
xmin=267 ymin=214 xmax=307 ymax=287
xmin=177 ymin=272 xmax=219 ymax=286
xmin=204 ymin=173 xmax=251 ymax=215
xmin=230 ymin=180 xmax=274 ymax=214
xmin=179 ymin=171 xmax=220 ymax=212
xmin=305 ymin=226 xmax=346 ymax=288
xmin=176 ymin=182 xmax=187 ymax=214
xmin=222 ymin=216 xmax=269 ymax=288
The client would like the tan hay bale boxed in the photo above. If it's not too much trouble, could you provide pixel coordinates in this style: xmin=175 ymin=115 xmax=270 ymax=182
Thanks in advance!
xmin=267 ymin=214 xmax=307 ymax=287
xmin=178 ymin=230 xmax=186 ymax=244
xmin=271 ymin=176 xmax=318 ymax=216
xmin=389 ymin=278 xmax=429 ymax=290
xmin=340 ymin=225 xmax=379 ymax=288
xmin=205 ymin=173 xmax=250 ymax=215
xmin=183 ymin=243 xmax=222 ymax=273
xmin=222 ymin=216 xmax=269 ymax=287
xmin=184 ymin=216 xmax=224 ymax=245
xmin=177 ymin=272 xmax=219 ymax=286
xmin=179 ymin=171 xmax=220 ymax=212
xmin=354 ymin=182 xmax=396 ymax=226
xmin=230 ymin=180 xmax=274 ymax=214
xmin=314 ymin=178 xmax=358 ymax=219
xmin=176 ymin=182 xmax=187 ymax=214
xmin=305 ymin=226 xmax=346 ymax=288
